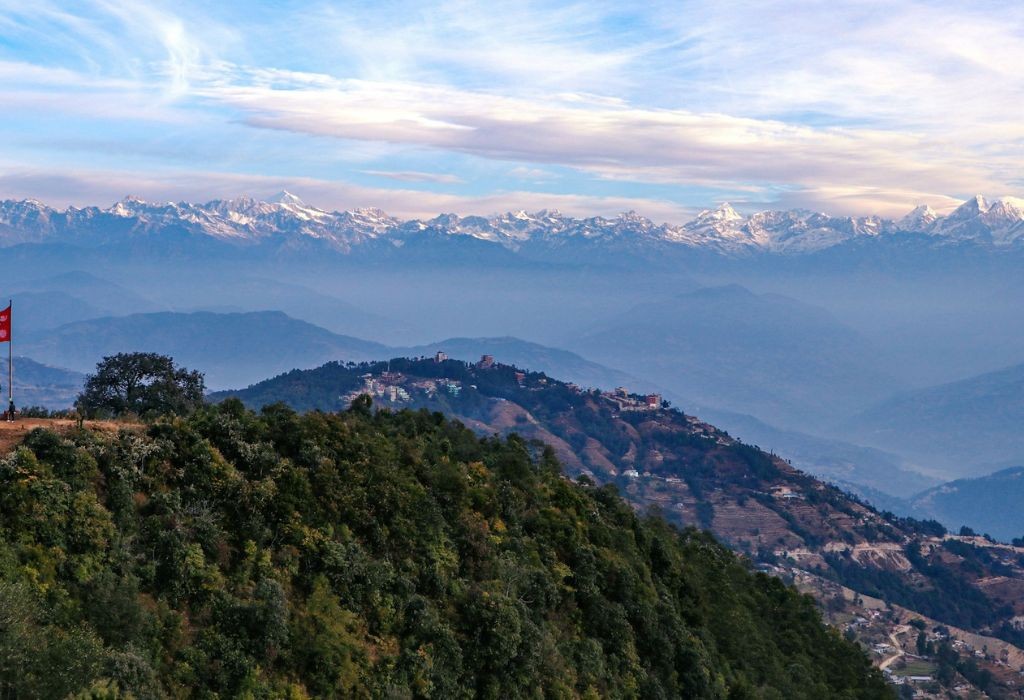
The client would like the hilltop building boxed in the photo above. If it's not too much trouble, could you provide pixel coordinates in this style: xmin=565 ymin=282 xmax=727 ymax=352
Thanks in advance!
xmin=603 ymin=387 xmax=662 ymax=412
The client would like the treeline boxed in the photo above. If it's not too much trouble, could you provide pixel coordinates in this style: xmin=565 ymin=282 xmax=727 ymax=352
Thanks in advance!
xmin=0 ymin=398 xmax=891 ymax=698
xmin=821 ymin=543 xmax=1013 ymax=634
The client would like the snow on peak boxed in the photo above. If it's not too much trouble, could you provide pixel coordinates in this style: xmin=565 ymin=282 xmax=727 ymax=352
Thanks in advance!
xmin=5 ymin=192 xmax=1024 ymax=254
xmin=988 ymin=197 xmax=1024 ymax=219
xmin=953 ymin=195 xmax=989 ymax=216
xmin=694 ymin=202 xmax=744 ymax=224
xmin=994 ymin=195 xmax=1024 ymax=209
xmin=898 ymin=204 xmax=938 ymax=230
xmin=926 ymin=194 xmax=1024 ymax=244
xmin=268 ymin=191 xmax=305 ymax=206
xmin=617 ymin=210 xmax=651 ymax=224
xmin=110 ymin=195 xmax=150 ymax=217
xmin=715 ymin=202 xmax=743 ymax=221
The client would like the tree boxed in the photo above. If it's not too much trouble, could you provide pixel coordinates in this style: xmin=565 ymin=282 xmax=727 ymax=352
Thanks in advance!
xmin=76 ymin=352 xmax=205 ymax=418
xmin=916 ymin=631 xmax=929 ymax=656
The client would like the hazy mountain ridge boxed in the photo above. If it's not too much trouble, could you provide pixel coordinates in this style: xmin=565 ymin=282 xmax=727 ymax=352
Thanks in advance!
xmin=18 ymin=312 xmax=649 ymax=398
xmin=694 ymin=406 xmax=940 ymax=499
xmin=571 ymin=284 xmax=902 ymax=432
xmin=9 ymin=356 xmax=85 ymax=409
xmin=907 ymin=467 xmax=1024 ymax=542
xmin=5 ymin=193 xmax=1024 ymax=256
xmin=844 ymin=360 xmax=1024 ymax=476
xmin=20 ymin=310 xmax=390 ymax=390
xmin=11 ymin=302 xmax=949 ymax=499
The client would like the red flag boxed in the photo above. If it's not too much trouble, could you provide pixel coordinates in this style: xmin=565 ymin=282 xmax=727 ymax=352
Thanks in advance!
xmin=0 ymin=305 xmax=10 ymax=343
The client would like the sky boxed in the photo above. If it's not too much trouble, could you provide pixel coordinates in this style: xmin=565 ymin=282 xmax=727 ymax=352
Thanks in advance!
xmin=1 ymin=0 xmax=1023 ymax=220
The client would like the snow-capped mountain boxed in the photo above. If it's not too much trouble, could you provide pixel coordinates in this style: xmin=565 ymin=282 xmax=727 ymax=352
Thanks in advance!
xmin=898 ymin=204 xmax=939 ymax=230
xmin=2 ymin=192 xmax=1024 ymax=257
xmin=927 ymin=195 xmax=1024 ymax=245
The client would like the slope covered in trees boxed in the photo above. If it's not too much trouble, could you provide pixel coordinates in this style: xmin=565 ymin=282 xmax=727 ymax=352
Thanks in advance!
xmin=214 ymin=358 xmax=1024 ymax=654
xmin=0 ymin=401 xmax=890 ymax=698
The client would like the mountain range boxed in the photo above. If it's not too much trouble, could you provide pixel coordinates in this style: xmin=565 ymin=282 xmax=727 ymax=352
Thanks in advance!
xmin=4 ymin=192 xmax=1024 ymax=257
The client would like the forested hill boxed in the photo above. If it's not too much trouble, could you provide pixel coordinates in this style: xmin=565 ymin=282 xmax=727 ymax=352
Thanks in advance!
xmin=214 ymin=358 xmax=1024 ymax=674
xmin=0 ymin=403 xmax=889 ymax=698
xmin=211 ymin=358 xmax=912 ymax=558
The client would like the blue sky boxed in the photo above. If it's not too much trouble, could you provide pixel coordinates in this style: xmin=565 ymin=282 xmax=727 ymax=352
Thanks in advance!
xmin=2 ymin=0 xmax=1023 ymax=219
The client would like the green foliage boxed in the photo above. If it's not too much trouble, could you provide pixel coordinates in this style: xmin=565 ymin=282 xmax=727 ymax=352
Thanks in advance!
xmin=821 ymin=544 xmax=1010 ymax=633
xmin=76 ymin=352 xmax=205 ymax=419
xmin=879 ymin=514 xmax=946 ymax=538
xmin=0 ymin=404 xmax=891 ymax=698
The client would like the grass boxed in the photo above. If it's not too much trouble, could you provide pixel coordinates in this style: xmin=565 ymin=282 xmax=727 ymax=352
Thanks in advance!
xmin=891 ymin=659 xmax=936 ymax=677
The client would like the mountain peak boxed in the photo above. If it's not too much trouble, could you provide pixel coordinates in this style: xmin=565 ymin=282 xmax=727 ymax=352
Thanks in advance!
xmin=617 ymin=210 xmax=650 ymax=223
xmin=717 ymin=202 xmax=742 ymax=218
xmin=987 ymin=197 xmax=1024 ymax=218
xmin=955 ymin=195 xmax=989 ymax=216
xmin=268 ymin=191 xmax=305 ymax=206
xmin=694 ymin=202 xmax=744 ymax=225
xmin=898 ymin=204 xmax=938 ymax=229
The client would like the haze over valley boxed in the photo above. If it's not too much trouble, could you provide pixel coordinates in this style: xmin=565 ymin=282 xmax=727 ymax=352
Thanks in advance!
xmin=7 ymin=191 xmax=1024 ymax=512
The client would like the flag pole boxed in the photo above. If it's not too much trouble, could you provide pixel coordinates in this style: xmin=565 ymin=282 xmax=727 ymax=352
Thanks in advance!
xmin=7 ymin=299 xmax=12 ymax=421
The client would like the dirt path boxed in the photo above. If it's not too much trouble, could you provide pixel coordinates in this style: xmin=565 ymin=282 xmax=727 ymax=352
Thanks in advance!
xmin=0 ymin=417 xmax=139 ymax=453
xmin=878 ymin=625 xmax=909 ymax=671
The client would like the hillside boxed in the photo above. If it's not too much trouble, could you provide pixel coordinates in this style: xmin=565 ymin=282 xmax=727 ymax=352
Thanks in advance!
xmin=696 ymin=407 xmax=939 ymax=499
xmin=0 ymin=408 xmax=890 ymax=698
xmin=908 ymin=467 xmax=1024 ymax=542
xmin=394 ymin=337 xmax=651 ymax=394
xmin=845 ymin=361 xmax=1024 ymax=476
xmin=21 ymin=311 xmax=389 ymax=389
xmin=11 ymin=356 xmax=85 ymax=409
xmin=215 ymin=357 xmax=1024 ymax=695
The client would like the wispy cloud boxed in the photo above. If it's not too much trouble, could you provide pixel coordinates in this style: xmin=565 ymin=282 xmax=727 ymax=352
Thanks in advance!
xmin=509 ymin=166 xmax=558 ymax=181
xmin=1 ymin=1 xmax=1024 ymax=216
xmin=199 ymin=73 xmax=1004 ymax=213
xmin=360 ymin=170 xmax=465 ymax=184
xmin=0 ymin=164 xmax=694 ymax=221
